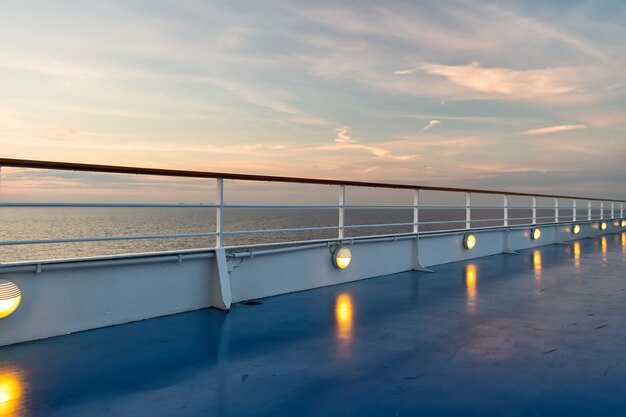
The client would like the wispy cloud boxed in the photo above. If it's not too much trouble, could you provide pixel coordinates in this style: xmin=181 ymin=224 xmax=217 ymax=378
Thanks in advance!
xmin=393 ymin=68 xmax=417 ymax=75
xmin=520 ymin=124 xmax=587 ymax=135
xmin=311 ymin=142 xmax=418 ymax=161
xmin=421 ymin=120 xmax=441 ymax=131
xmin=419 ymin=62 xmax=580 ymax=99
xmin=334 ymin=126 xmax=356 ymax=143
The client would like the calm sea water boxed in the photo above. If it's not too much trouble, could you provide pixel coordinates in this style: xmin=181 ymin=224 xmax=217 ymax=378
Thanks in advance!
xmin=1 ymin=207 xmax=560 ymax=263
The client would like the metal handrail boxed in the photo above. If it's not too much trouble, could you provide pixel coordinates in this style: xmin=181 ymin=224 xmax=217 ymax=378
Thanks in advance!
xmin=1 ymin=157 xmax=623 ymax=202
xmin=0 ymin=202 xmax=216 ymax=208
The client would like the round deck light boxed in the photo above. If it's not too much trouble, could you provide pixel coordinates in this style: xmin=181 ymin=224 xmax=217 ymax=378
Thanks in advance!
xmin=600 ymin=222 xmax=607 ymax=231
xmin=572 ymin=224 xmax=581 ymax=235
xmin=463 ymin=233 xmax=477 ymax=250
xmin=0 ymin=280 xmax=21 ymax=319
xmin=622 ymin=219 xmax=626 ymax=228
xmin=333 ymin=247 xmax=352 ymax=269
xmin=531 ymin=228 xmax=541 ymax=240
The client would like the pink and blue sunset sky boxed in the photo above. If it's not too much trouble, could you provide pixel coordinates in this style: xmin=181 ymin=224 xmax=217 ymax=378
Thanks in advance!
xmin=0 ymin=0 xmax=625 ymax=200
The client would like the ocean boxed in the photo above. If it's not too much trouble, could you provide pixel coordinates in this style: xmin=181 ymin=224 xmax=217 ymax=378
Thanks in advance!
xmin=1 ymin=207 xmax=565 ymax=263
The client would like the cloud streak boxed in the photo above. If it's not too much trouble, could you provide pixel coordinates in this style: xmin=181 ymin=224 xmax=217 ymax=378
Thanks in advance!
xmin=421 ymin=120 xmax=441 ymax=131
xmin=334 ymin=126 xmax=356 ymax=143
xmin=419 ymin=62 xmax=581 ymax=99
xmin=520 ymin=124 xmax=587 ymax=135
xmin=393 ymin=68 xmax=418 ymax=75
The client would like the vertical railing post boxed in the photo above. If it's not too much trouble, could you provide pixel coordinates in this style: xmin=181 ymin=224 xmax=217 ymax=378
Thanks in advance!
xmin=465 ymin=192 xmax=471 ymax=229
xmin=215 ymin=178 xmax=224 ymax=248
xmin=413 ymin=189 xmax=419 ymax=234
xmin=588 ymin=201 xmax=591 ymax=221
xmin=621 ymin=202 xmax=624 ymax=218
xmin=532 ymin=196 xmax=537 ymax=225
xmin=600 ymin=201 xmax=604 ymax=220
xmin=338 ymin=185 xmax=346 ymax=239
xmin=503 ymin=195 xmax=509 ymax=227
xmin=611 ymin=202 xmax=614 ymax=219
xmin=554 ymin=198 xmax=559 ymax=223
xmin=572 ymin=199 xmax=577 ymax=222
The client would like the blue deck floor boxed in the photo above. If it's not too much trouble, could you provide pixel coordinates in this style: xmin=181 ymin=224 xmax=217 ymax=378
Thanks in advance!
xmin=2 ymin=233 xmax=626 ymax=416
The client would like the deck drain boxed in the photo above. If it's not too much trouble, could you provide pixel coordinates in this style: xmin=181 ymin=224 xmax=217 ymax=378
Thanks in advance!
xmin=242 ymin=300 xmax=263 ymax=306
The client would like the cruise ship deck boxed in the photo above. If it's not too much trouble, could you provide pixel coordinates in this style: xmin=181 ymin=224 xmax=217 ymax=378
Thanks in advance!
xmin=2 ymin=234 xmax=625 ymax=417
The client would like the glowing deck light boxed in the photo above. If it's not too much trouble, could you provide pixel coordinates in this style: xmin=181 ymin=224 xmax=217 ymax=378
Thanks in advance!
xmin=572 ymin=224 xmax=581 ymax=235
xmin=333 ymin=247 xmax=352 ymax=269
xmin=463 ymin=233 xmax=477 ymax=250
xmin=621 ymin=219 xmax=626 ymax=228
xmin=0 ymin=280 xmax=21 ymax=319
xmin=531 ymin=228 xmax=541 ymax=240
xmin=600 ymin=222 xmax=607 ymax=231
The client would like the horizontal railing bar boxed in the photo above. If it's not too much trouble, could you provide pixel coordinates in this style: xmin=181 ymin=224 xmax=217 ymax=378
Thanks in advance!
xmin=505 ymin=216 xmax=558 ymax=221
xmin=0 ymin=252 xmax=216 ymax=274
xmin=419 ymin=205 xmax=573 ymax=209
xmin=0 ymin=246 xmax=220 ymax=269
xmin=418 ymin=220 xmax=466 ymax=225
xmin=223 ymin=204 xmax=339 ymax=209
xmin=344 ymin=222 xmax=414 ymax=229
xmin=415 ymin=205 xmax=465 ymax=209
xmin=0 ymin=202 xmax=216 ymax=208
xmin=0 ymin=232 xmax=217 ymax=246
xmin=1 ymin=158 xmax=623 ymax=202
xmin=0 ymin=203 xmax=614 ymax=211
xmin=345 ymin=205 xmax=414 ymax=209
xmin=222 ymin=226 xmax=339 ymax=235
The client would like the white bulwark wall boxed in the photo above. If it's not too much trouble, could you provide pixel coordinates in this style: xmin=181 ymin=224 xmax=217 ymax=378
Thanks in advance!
xmin=0 ymin=222 xmax=621 ymax=346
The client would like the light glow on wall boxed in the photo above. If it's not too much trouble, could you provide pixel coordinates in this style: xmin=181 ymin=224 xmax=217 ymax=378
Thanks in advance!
xmin=572 ymin=224 xmax=581 ymax=235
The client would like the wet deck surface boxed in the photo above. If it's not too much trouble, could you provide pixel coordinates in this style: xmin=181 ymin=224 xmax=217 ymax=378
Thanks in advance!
xmin=2 ymin=233 xmax=626 ymax=416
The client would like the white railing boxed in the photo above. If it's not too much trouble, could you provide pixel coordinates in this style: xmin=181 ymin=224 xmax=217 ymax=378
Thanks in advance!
xmin=1 ymin=158 xmax=624 ymax=259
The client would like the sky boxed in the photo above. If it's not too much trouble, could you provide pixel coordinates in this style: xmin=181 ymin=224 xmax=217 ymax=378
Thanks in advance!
xmin=0 ymin=0 xmax=625 ymax=201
